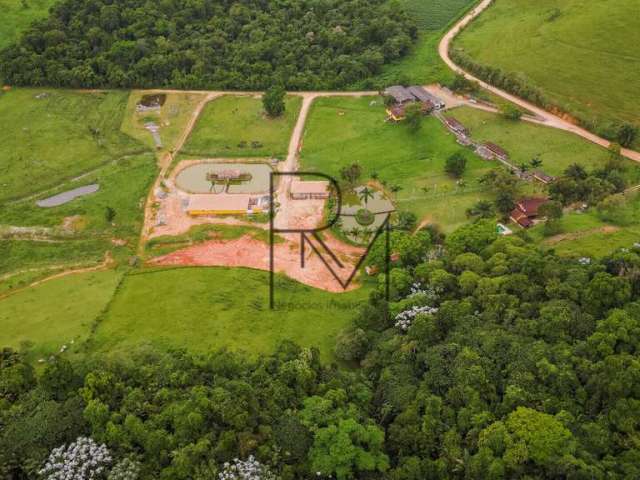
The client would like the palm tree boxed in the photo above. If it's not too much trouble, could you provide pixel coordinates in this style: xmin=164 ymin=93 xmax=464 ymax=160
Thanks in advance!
xmin=370 ymin=171 xmax=379 ymax=180
xmin=358 ymin=186 xmax=375 ymax=206
xmin=349 ymin=227 xmax=361 ymax=241
xmin=360 ymin=227 xmax=373 ymax=242
xmin=519 ymin=162 xmax=529 ymax=173
xmin=530 ymin=155 xmax=543 ymax=168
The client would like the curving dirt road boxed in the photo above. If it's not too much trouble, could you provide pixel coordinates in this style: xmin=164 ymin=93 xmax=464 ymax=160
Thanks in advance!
xmin=439 ymin=0 xmax=640 ymax=162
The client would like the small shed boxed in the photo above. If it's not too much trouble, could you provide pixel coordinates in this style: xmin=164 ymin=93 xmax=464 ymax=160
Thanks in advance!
xmin=533 ymin=170 xmax=556 ymax=184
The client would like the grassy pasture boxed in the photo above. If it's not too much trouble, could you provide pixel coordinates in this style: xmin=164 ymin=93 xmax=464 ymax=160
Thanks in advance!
xmin=451 ymin=107 xmax=640 ymax=180
xmin=529 ymin=193 xmax=640 ymax=258
xmin=181 ymin=95 xmax=302 ymax=160
xmin=402 ymin=0 xmax=476 ymax=30
xmin=0 ymin=0 xmax=56 ymax=50
xmin=91 ymin=267 xmax=370 ymax=361
xmin=367 ymin=0 xmax=474 ymax=87
xmin=0 ymin=153 xmax=156 ymax=274
xmin=0 ymin=89 xmax=146 ymax=201
xmin=453 ymin=0 xmax=640 ymax=132
xmin=300 ymin=96 xmax=494 ymax=231
xmin=121 ymin=91 xmax=207 ymax=153
xmin=0 ymin=270 xmax=122 ymax=358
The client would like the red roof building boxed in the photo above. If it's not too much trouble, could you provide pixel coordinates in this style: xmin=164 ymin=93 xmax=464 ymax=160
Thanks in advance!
xmin=484 ymin=142 xmax=509 ymax=160
xmin=510 ymin=197 xmax=548 ymax=228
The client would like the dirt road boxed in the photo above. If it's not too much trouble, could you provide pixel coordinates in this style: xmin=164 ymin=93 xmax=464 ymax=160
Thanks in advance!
xmin=439 ymin=0 xmax=640 ymax=162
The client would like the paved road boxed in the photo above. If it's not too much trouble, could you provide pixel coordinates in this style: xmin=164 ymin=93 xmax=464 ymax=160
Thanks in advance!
xmin=438 ymin=0 xmax=640 ymax=162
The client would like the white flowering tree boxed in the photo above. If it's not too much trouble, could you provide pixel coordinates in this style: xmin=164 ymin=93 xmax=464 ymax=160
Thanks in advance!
xmin=39 ymin=437 xmax=112 ymax=480
xmin=393 ymin=282 xmax=440 ymax=332
xmin=107 ymin=458 xmax=140 ymax=480
xmin=218 ymin=456 xmax=277 ymax=480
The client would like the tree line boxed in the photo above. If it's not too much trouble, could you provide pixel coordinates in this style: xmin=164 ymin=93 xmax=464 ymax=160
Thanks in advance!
xmin=3 ymin=220 xmax=640 ymax=479
xmin=0 ymin=0 xmax=416 ymax=91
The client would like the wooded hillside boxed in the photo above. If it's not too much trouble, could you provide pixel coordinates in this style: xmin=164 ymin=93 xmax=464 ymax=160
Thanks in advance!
xmin=0 ymin=0 xmax=416 ymax=90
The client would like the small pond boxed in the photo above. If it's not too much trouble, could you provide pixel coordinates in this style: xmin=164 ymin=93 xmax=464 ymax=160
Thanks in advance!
xmin=175 ymin=162 xmax=273 ymax=194
xmin=36 ymin=184 xmax=100 ymax=208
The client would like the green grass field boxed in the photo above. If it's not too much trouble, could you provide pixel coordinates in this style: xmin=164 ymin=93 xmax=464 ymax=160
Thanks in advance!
xmin=0 ymin=270 xmax=122 ymax=358
xmin=121 ymin=91 xmax=207 ymax=153
xmin=451 ymin=107 xmax=640 ymax=179
xmin=0 ymin=152 xmax=156 ymax=275
xmin=91 ymin=267 xmax=370 ymax=361
xmin=0 ymin=0 xmax=56 ymax=50
xmin=528 ymin=193 xmax=640 ymax=257
xmin=301 ymin=96 xmax=494 ymax=231
xmin=453 ymin=0 xmax=640 ymax=131
xmin=365 ymin=0 xmax=474 ymax=87
xmin=181 ymin=95 xmax=302 ymax=160
xmin=0 ymin=89 xmax=146 ymax=201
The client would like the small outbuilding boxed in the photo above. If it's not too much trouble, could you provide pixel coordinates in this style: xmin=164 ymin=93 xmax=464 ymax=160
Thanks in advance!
xmin=484 ymin=142 xmax=509 ymax=161
xmin=444 ymin=117 xmax=468 ymax=135
xmin=532 ymin=170 xmax=556 ymax=185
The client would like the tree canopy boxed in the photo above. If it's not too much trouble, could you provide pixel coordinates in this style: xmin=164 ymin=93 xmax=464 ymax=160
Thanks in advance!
xmin=0 ymin=0 xmax=417 ymax=90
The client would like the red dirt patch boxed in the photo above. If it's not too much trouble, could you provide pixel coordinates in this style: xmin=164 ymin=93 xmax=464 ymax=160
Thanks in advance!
xmin=149 ymin=233 xmax=365 ymax=292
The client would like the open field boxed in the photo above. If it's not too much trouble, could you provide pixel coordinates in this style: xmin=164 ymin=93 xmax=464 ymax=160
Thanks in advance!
xmin=0 ymin=152 xmax=156 ymax=273
xmin=180 ymin=95 xmax=302 ymax=160
xmin=367 ymin=0 xmax=474 ymax=87
xmin=0 ymin=270 xmax=122 ymax=358
xmin=453 ymin=0 xmax=640 ymax=132
xmin=91 ymin=267 xmax=370 ymax=361
xmin=300 ymin=96 xmax=494 ymax=231
xmin=529 ymin=192 xmax=640 ymax=257
xmin=451 ymin=107 xmax=640 ymax=180
xmin=0 ymin=0 xmax=56 ymax=50
xmin=121 ymin=91 xmax=207 ymax=153
xmin=0 ymin=89 xmax=146 ymax=201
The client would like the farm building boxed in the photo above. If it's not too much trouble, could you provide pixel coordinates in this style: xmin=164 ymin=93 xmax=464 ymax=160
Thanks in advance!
xmin=386 ymin=101 xmax=434 ymax=122
xmin=186 ymin=194 xmax=267 ymax=216
xmin=444 ymin=117 xmax=469 ymax=135
xmin=475 ymin=144 xmax=494 ymax=160
xmin=383 ymin=86 xmax=415 ymax=104
xmin=290 ymin=180 xmax=330 ymax=200
xmin=484 ymin=142 xmax=509 ymax=161
xmin=383 ymin=85 xmax=445 ymax=110
xmin=533 ymin=170 xmax=556 ymax=184
xmin=407 ymin=86 xmax=445 ymax=109
xmin=510 ymin=197 xmax=548 ymax=228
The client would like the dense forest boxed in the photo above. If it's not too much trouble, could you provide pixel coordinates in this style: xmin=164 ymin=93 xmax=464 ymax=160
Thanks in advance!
xmin=2 ymin=222 xmax=640 ymax=479
xmin=0 ymin=0 xmax=416 ymax=90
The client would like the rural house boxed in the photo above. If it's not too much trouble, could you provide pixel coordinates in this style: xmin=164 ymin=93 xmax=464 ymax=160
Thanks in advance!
xmin=510 ymin=197 xmax=548 ymax=228
xmin=383 ymin=85 xmax=443 ymax=122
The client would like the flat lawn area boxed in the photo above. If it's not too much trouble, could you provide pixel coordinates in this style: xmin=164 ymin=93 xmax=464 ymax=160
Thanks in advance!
xmin=454 ymin=0 xmax=640 ymax=131
xmin=0 ymin=0 xmax=56 ymax=50
xmin=0 ymin=239 xmax=110 ymax=276
xmin=300 ymin=96 xmax=494 ymax=231
xmin=0 ymin=89 xmax=146 ymax=201
xmin=0 ymin=270 xmax=122 ymax=358
xmin=92 ymin=267 xmax=370 ymax=361
xmin=181 ymin=95 xmax=302 ymax=159
xmin=121 ymin=91 xmax=207 ymax=153
xmin=451 ymin=107 xmax=640 ymax=180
